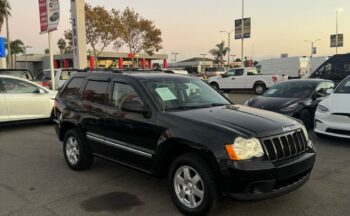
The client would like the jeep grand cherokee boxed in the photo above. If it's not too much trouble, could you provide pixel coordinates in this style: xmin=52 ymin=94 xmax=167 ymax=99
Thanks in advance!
xmin=54 ymin=71 xmax=316 ymax=216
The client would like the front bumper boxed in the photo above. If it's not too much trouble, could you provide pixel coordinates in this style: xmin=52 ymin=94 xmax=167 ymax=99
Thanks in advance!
xmin=218 ymin=150 xmax=316 ymax=200
xmin=315 ymin=110 xmax=350 ymax=139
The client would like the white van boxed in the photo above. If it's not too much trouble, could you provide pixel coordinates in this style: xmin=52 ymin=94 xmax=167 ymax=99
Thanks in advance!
xmin=256 ymin=57 xmax=311 ymax=79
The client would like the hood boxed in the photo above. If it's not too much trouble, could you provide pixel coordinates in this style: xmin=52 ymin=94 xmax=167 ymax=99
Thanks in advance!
xmin=168 ymin=105 xmax=301 ymax=138
xmin=321 ymin=94 xmax=350 ymax=113
xmin=248 ymin=96 xmax=302 ymax=111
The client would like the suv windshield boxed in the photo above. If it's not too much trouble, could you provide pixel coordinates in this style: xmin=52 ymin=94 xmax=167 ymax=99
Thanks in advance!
xmin=263 ymin=82 xmax=316 ymax=98
xmin=145 ymin=78 xmax=230 ymax=110
xmin=334 ymin=77 xmax=350 ymax=94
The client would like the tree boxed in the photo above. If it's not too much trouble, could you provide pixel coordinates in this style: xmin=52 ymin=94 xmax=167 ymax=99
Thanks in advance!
xmin=10 ymin=39 xmax=25 ymax=67
xmin=209 ymin=41 xmax=229 ymax=67
xmin=57 ymin=38 xmax=67 ymax=54
xmin=112 ymin=7 xmax=162 ymax=61
xmin=63 ymin=30 xmax=72 ymax=53
xmin=0 ymin=0 xmax=10 ymax=32
xmin=85 ymin=4 xmax=116 ymax=67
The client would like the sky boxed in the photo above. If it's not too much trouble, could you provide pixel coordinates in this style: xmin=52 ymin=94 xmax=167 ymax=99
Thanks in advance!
xmin=2 ymin=0 xmax=349 ymax=61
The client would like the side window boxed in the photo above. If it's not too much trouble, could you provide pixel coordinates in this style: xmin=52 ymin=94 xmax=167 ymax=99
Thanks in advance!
xmin=225 ymin=70 xmax=236 ymax=76
xmin=2 ymin=78 xmax=38 ymax=94
xmin=83 ymin=81 xmax=109 ymax=105
xmin=60 ymin=71 xmax=76 ymax=80
xmin=321 ymin=63 xmax=332 ymax=78
xmin=61 ymin=78 xmax=85 ymax=99
xmin=335 ymin=61 xmax=350 ymax=79
xmin=0 ymin=79 xmax=5 ymax=93
xmin=235 ymin=69 xmax=244 ymax=76
xmin=112 ymin=83 xmax=143 ymax=108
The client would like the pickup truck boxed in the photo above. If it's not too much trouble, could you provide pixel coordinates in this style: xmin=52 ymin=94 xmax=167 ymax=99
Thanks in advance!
xmin=208 ymin=67 xmax=287 ymax=94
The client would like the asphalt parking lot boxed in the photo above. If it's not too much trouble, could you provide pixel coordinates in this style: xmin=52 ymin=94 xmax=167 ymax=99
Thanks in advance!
xmin=1 ymin=93 xmax=349 ymax=216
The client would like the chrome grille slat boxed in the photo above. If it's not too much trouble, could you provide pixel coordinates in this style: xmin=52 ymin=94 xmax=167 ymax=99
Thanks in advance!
xmin=261 ymin=129 xmax=308 ymax=162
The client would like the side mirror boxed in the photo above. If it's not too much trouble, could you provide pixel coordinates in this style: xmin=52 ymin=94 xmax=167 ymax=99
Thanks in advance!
xmin=121 ymin=100 xmax=149 ymax=114
xmin=326 ymin=89 xmax=333 ymax=94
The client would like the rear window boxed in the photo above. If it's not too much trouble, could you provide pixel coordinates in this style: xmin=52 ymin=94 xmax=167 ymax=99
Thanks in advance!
xmin=61 ymin=78 xmax=84 ymax=99
xmin=36 ymin=70 xmax=57 ymax=80
xmin=0 ymin=70 xmax=33 ymax=80
xmin=83 ymin=81 xmax=109 ymax=105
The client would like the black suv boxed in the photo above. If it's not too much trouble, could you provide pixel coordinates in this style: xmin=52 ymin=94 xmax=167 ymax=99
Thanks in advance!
xmin=54 ymin=71 xmax=316 ymax=215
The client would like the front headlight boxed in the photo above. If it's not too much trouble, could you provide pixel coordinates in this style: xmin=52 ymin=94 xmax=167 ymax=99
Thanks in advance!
xmin=280 ymin=103 xmax=298 ymax=112
xmin=317 ymin=105 xmax=329 ymax=113
xmin=225 ymin=137 xmax=265 ymax=160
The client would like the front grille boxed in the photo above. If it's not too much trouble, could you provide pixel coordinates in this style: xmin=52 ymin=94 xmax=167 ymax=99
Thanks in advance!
xmin=261 ymin=129 xmax=308 ymax=162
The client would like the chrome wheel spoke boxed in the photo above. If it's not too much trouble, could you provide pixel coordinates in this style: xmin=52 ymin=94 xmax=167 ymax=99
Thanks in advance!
xmin=66 ymin=136 xmax=79 ymax=165
xmin=175 ymin=175 xmax=185 ymax=186
xmin=179 ymin=189 xmax=186 ymax=199
xmin=191 ymin=174 xmax=200 ymax=185
xmin=189 ymin=194 xmax=197 ymax=207
xmin=193 ymin=187 xmax=204 ymax=198
xmin=183 ymin=167 xmax=191 ymax=180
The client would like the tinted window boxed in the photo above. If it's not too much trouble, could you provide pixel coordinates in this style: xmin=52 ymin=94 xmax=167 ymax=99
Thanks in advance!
xmin=83 ymin=81 xmax=108 ymax=105
xmin=36 ymin=70 xmax=57 ymax=80
xmin=263 ymin=81 xmax=317 ymax=98
xmin=2 ymin=78 xmax=38 ymax=94
xmin=112 ymin=83 xmax=143 ymax=108
xmin=61 ymin=78 xmax=84 ymax=99
xmin=334 ymin=77 xmax=350 ymax=94
xmin=334 ymin=61 xmax=350 ymax=80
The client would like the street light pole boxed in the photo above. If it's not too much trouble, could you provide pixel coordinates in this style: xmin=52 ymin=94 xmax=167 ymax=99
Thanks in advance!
xmin=305 ymin=39 xmax=321 ymax=57
xmin=5 ymin=0 xmax=11 ymax=68
xmin=220 ymin=30 xmax=234 ymax=67
xmin=171 ymin=52 xmax=179 ymax=68
xmin=241 ymin=0 xmax=245 ymax=62
xmin=23 ymin=46 xmax=32 ymax=70
xmin=335 ymin=9 xmax=343 ymax=54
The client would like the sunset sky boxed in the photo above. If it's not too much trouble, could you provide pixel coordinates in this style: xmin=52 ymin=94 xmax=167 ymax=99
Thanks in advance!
xmin=2 ymin=0 xmax=349 ymax=61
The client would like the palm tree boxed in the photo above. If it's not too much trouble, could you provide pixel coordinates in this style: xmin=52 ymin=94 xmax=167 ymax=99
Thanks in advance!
xmin=0 ymin=0 xmax=11 ymax=32
xmin=57 ymin=38 xmax=67 ymax=54
xmin=10 ymin=39 xmax=25 ymax=68
xmin=209 ymin=41 xmax=229 ymax=67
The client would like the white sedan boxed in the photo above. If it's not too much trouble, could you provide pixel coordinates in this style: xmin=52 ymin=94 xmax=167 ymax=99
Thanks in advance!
xmin=0 ymin=75 xmax=57 ymax=123
xmin=315 ymin=75 xmax=350 ymax=139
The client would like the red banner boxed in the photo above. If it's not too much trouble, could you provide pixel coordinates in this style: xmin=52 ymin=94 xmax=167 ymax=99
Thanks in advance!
xmin=38 ymin=0 xmax=60 ymax=34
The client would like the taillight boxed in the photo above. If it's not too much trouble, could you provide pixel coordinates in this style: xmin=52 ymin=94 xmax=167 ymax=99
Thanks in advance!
xmin=272 ymin=76 xmax=278 ymax=82
xmin=42 ymin=81 xmax=50 ymax=87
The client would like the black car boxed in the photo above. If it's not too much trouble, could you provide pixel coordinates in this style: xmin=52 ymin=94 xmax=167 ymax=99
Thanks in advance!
xmin=310 ymin=53 xmax=350 ymax=85
xmin=0 ymin=69 xmax=34 ymax=81
xmin=245 ymin=79 xmax=334 ymax=129
xmin=54 ymin=71 xmax=316 ymax=215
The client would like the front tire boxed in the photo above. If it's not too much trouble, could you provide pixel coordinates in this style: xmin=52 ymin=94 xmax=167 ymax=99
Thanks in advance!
xmin=168 ymin=154 xmax=219 ymax=216
xmin=209 ymin=82 xmax=220 ymax=91
xmin=63 ymin=129 xmax=93 ymax=171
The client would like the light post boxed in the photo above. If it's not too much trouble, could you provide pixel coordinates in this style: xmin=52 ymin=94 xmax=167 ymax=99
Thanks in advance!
xmin=171 ymin=52 xmax=179 ymax=68
xmin=5 ymin=0 xmax=11 ymax=68
xmin=335 ymin=8 xmax=343 ymax=54
xmin=220 ymin=30 xmax=234 ymax=67
xmin=304 ymin=39 xmax=321 ymax=57
xmin=241 ymin=0 xmax=245 ymax=62
xmin=200 ymin=53 xmax=207 ymax=72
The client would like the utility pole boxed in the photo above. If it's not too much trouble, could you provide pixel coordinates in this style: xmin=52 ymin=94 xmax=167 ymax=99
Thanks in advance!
xmin=23 ymin=45 xmax=32 ymax=70
xmin=335 ymin=8 xmax=343 ymax=54
xmin=220 ymin=30 xmax=234 ymax=67
xmin=305 ymin=39 xmax=321 ymax=57
xmin=171 ymin=52 xmax=179 ymax=67
xmin=5 ymin=0 xmax=11 ymax=68
xmin=241 ymin=0 xmax=245 ymax=62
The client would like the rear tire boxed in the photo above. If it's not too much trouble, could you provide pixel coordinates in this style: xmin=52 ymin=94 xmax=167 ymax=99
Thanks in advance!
xmin=168 ymin=153 xmax=219 ymax=216
xmin=254 ymin=83 xmax=266 ymax=95
xmin=63 ymin=129 xmax=93 ymax=171
xmin=210 ymin=82 xmax=220 ymax=91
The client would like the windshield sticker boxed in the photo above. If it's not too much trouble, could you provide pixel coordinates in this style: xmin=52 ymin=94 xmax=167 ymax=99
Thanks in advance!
xmin=155 ymin=87 xmax=177 ymax=101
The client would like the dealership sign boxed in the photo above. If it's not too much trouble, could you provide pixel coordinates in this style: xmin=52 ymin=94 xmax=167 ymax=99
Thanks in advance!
xmin=235 ymin=18 xmax=251 ymax=40
xmin=330 ymin=34 xmax=344 ymax=48
xmin=39 ymin=0 xmax=60 ymax=33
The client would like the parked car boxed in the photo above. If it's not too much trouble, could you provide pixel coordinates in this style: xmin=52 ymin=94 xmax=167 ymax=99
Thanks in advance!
xmin=315 ymin=75 xmax=350 ymax=139
xmin=0 ymin=69 xmax=34 ymax=81
xmin=310 ymin=53 xmax=350 ymax=86
xmin=208 ymin=67 xmax=287 ymax=94
xmin=35 ymin=69 xmax=79 ymax=90
xmin=0 ymin=75 xmax=56 ymax=123
xmin=245 ymin=79 xmax=334 ymax=129
xmin=54 ymin=71 xmax=315 ymax=215
xmin=256 ymin=56 xmax=311 ymax=79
